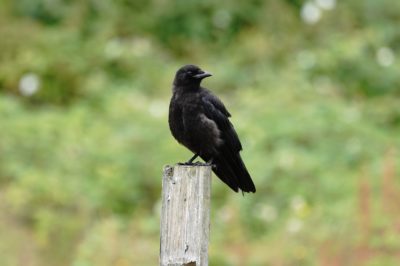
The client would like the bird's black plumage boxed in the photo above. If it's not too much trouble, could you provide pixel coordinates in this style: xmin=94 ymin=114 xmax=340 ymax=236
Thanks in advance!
xmin=168 ymin=64 xmax=256 ymax=193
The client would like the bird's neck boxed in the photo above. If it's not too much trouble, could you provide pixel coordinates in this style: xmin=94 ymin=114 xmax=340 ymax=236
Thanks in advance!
xmin=173 ymin=84 xmax=201 ymax=94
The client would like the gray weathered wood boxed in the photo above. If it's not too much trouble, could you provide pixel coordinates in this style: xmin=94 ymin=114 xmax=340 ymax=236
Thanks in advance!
xmin=160 ymin=165 xmax=212 ymax=266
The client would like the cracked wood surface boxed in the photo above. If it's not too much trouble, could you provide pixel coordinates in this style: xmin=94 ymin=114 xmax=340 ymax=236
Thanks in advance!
xmin=160 ymin=165 xmax=212 ymax=266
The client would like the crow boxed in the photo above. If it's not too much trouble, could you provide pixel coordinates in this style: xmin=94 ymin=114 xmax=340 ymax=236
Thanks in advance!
xmin=168 ymin=64 xmax=256 ymax=193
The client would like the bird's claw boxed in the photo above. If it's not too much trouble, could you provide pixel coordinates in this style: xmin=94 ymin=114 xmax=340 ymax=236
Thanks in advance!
xmin=177 ymin=161 xmax=215 ymax=167
xmin=207 ymin=163 xmax=216 ymax=168
xmin=194 ymin=161 xmax=216 ymax=167
xmin=177 ymin=162 xmax=195 ymax=166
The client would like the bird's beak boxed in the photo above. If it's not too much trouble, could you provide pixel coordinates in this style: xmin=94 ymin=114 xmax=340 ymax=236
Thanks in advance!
xmin=193 ymin=71 xmax=212 ymax=79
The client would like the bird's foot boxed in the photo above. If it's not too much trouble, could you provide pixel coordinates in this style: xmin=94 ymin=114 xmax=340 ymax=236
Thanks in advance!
xmin=196 ymin=159 xmax=215 ymax=167
xmin=207 ymin=159 xmax=215 ymax=166
xmin=180 ymin=153 xmax=199 ymax=165
xmin=177 ymin=162 xmax=196 ymax=166
xmin=177 ymin=161 xmax=215 ymax=167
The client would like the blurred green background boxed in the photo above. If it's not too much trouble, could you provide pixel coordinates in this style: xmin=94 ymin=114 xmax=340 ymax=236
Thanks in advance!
xmin=1 ymin=0 xmax=400 ymax=265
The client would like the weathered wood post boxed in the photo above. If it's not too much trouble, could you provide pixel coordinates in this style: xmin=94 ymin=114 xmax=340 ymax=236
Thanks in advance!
xmin=160 ymin=165 xmax=212 ymax=266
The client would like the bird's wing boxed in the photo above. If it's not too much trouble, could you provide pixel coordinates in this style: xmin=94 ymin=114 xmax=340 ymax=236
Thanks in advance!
xmin=201 ymin=92 xmax=242 ymax=151
xmin=202 ymin=89 xmax=231 ymax=117
xmin=201 ymin=91 xmax=255 ymax=193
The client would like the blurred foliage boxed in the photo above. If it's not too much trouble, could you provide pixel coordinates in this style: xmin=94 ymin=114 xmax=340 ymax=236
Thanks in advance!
xmin=0 ymin=0 xmax=400 ymax=265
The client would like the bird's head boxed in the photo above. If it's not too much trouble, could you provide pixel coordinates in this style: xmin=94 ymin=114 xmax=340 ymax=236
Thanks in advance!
xmin=173 ymin=64 xmax=212 ymax=87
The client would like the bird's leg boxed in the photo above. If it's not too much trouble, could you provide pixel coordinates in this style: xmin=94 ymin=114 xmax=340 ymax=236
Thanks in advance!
xmin=187 ymin=153 xmax=199 ymax=164
xmin=177 ymin=153 xmax=199 ymax=165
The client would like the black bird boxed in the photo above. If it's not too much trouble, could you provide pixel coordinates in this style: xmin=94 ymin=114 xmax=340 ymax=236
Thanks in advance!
xmin=168 ymin=64 xmax=256 ymax=193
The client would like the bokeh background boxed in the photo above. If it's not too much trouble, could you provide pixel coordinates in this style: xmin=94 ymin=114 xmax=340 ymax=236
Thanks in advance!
xmin=1 ymin=0 xmax=400 ymax=265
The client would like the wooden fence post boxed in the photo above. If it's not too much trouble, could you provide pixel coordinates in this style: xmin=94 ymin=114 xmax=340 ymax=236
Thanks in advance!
xmin=160 ymin=165 xmax=212 ymax=266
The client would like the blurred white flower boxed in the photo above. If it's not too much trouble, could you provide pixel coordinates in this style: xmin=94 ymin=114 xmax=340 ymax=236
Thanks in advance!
xmin=213 ymin=10 xmax=232 ymax=29
xmin=301 ymin=2 xmax=322 ymax=24
xmin=344 ymin=107 xmax=360 ymax=124
xmin=104 ymin=38 xmax=123 ymax=59
xmin=131 ymin=37 xmax=151 ymax=57
xmin=255 ymin=203 xmax=278 ymax=223
xmin=297 ymin=50 xmax=316 ymax=69
xmin=149 ymin=100 xmax=167 ymax=118
xmin=291 ymin=195 xmax=306 ymax=213
xmin=278 ymin=151 xmax=295 ymax=169
xmin=315 ymin=0 xmax=336 ymax=10
xmin=218 ymin=205 xmax=234 ymax=223
xmin=287 ymin=218 xmax=303 ymax=234
xmin=376 ymin=47 xmax=395 ymax=67
xmin=19 ymin=73 xmax=40 ymax=96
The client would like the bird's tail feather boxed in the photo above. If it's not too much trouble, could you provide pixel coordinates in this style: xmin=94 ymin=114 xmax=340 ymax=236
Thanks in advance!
xmin=210 ymin=146 xmax=256 ymax=193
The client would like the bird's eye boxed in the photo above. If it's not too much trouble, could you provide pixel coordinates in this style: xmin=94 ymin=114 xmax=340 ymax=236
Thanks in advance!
xmin=187 ymin=71 xmax=193 ymax=75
